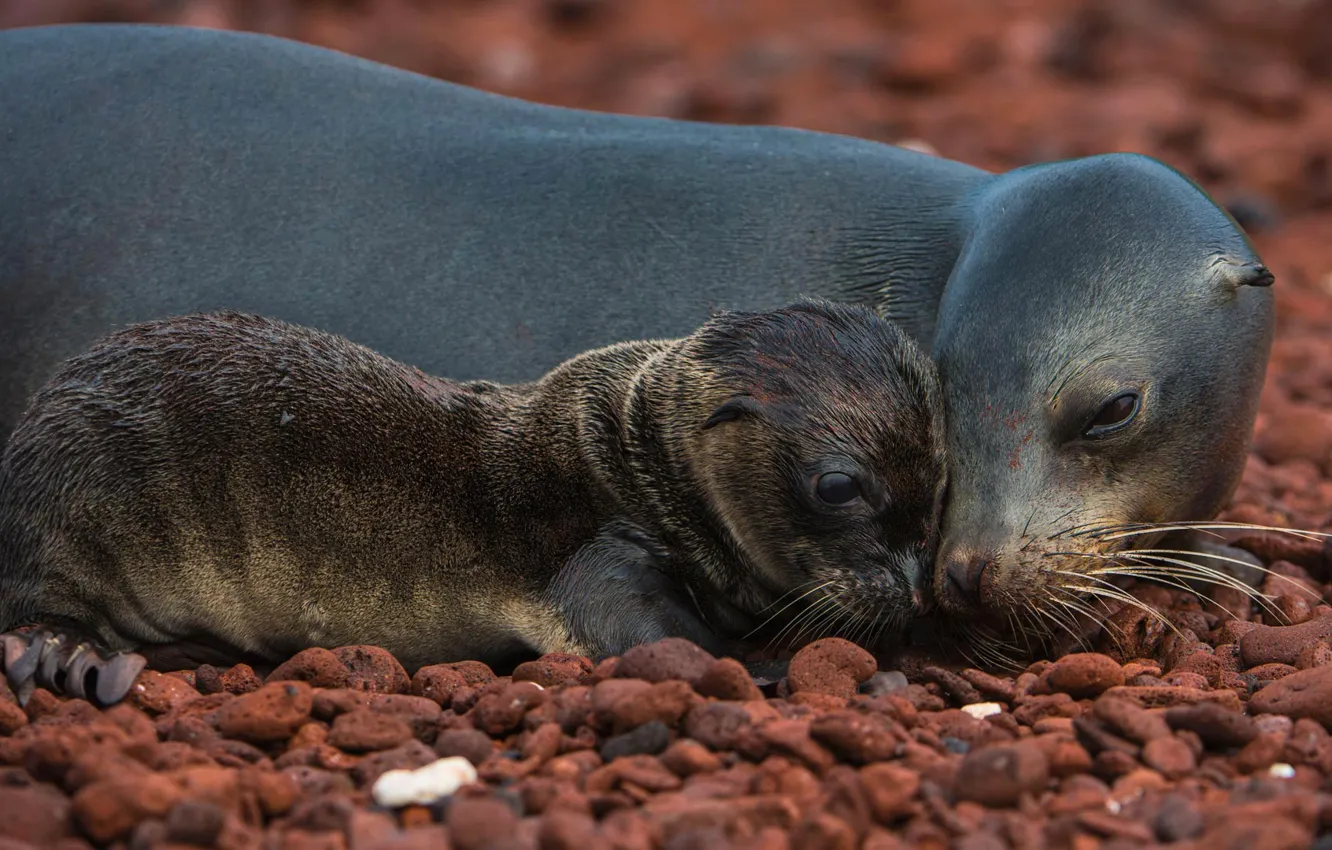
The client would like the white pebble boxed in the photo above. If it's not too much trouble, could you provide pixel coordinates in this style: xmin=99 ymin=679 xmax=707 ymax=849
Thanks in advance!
xmin=961 ymin=702 xmax=1004 ymax=720
xmin=1269 ymin=762 xmax=1296 ymax=779
xmin=370 ymin=756 xmax=478 ymax=808
xmin=896 ymin=138 xmax=940 ymax=157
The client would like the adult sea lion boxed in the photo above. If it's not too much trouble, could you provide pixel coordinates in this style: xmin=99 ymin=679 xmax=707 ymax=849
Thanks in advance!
xmin=0 ymin=24 xmax=1275 ymax=654
xmin=0 ymin=301 xmax=946 ymax=705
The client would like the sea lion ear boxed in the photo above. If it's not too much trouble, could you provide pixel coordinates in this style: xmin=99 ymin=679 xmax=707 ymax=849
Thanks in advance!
xmin=1217 ymin=259 xmax=1275 ymax=289
xmin=701 ymin=396 xmax=764 ymax=431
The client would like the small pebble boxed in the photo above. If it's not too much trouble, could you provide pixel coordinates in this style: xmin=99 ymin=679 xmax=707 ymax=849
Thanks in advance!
xmin=370 ymin=757 xmax=479 ymax=807
xmin=961 ymin=702 xmax=1004 ymax=720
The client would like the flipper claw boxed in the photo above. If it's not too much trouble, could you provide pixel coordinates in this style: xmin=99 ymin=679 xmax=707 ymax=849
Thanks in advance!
xmin=96 ymin=653 xmax=147 ymax=706
xmin=1 ymin=628 xmax=148 ymax=707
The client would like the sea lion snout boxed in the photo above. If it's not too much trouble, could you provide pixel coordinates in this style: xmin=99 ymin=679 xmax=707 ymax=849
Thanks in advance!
xmin=940 ymin=547 xmax=991 ymax=607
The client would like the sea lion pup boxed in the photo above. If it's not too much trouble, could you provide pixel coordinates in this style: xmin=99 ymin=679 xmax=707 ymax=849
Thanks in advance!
xmin=0 ymin=301 xmax=946 ymax=705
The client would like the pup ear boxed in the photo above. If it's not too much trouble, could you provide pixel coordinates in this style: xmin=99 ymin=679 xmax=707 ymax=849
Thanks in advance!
xmin=701 ymin=396 xmax=764 ymax=431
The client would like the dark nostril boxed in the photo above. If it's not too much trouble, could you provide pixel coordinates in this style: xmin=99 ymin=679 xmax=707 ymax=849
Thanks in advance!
xmin=945 ymin=553 xmax=990 ymax=604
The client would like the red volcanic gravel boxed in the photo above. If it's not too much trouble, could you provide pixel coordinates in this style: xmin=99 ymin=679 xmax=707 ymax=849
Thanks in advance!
xmin=9 ymin=0 xmax=1332 ymax=846
xmin=3 ymin=623 xmax=1332 ymax=848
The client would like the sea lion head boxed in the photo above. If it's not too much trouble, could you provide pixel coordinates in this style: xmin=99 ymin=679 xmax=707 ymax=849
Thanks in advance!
xmin=928 ymin=152 xmax=1276 ymax=656
xmin=657 ymin=299 xmax=947 ymax=647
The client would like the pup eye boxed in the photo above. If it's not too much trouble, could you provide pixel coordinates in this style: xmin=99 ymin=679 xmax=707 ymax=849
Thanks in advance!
xmin=815 ymin=472 xmax=862 ymax=505
xmin=1084 ymin=391 xmax=1140 ymax=438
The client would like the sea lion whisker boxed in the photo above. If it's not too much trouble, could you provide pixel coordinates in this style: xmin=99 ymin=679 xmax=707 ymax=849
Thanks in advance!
xmin=1045 ymin=548 xmax=1283 ymax=610
xmin=743 ymin=579 xmax=836 ymax=640
xmin=1089 ymin=553 xmax=1288 ymax=618
xmin=1034 ymin=593 xmax=1095 ymax=653
xmin=1048 ymin=588 xmax=1117 ymax=651
xmin=752 ymin=578 xmax=835 ymax=616
xmin=1118 ymin=548 xmax=1324 ymax=601
xmin=1068 ymin=585 xmax=1180 ymax=636
xmin=848 ymin=609 xmax=876 ymax=649
xmin=1052 ymin=574 xmax=1183 ymax=640
xmin=1058 ymin=520 xmax=1134 ymax=540
xmin=1096 ymin=565 xmax=1280 ymax=622
xmin=772 ymin=592 xmax=842 ymax=650
xmin=1095 ymin=522 xmax=1331 ymax=542
xmin=811 ymin=591 xmax=861 ymax=643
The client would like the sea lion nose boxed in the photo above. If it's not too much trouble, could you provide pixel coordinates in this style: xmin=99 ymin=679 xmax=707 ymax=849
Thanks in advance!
xmin=943 ymin=551 xmax=991 ymax=604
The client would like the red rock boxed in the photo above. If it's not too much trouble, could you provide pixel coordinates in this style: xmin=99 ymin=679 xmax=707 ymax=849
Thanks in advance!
xmin=537 ymin=809 xmax=605 ymax=850
xmin=281 ymin=828 xmax=347 ymax=850
xmin=472 ymin=681 xmax=547 ymax=736
xmin=0 ymin=781 xmax=74 ymax=844
xmin=1296 ymin=640 xmax=1332 ymax=669
xmin=513 ymin=653 xmax=594 ymax=688
xmin=332 ymin=646 xmax=410 ymax=693
xmin=1099 ymin=685 xmax=1242 ymax=711
xmin=1012 ymin=693 xmax=1080 ymax=726
xmin=1044 ymin=737 xmax=1094 ymax=778
xmin=0 ymin=701 xmax=28 ymax=735
xmin=219 ymin=664 xmax=263 ymax=695
xmin=954 ymin=744 xmax=1050 ymax=807
xmin=958 ymin=670 xmax=1018 ymax=703
xmin=1252 ymin=402 xmax=1332 ymax=469
xmin=640 ymin=793 xmax=800 ymax=839
xmin=311 ymin=689 xmax=374 ymax=721
xmin=787 ymin=639 xmax=877 ymax=699
xmin=1091 ymin=695 xmax=1170 ymax=743
xmin=351 ymin=740 xmax=438 ymax=787
xmin=660 ymin=739 xmax=722 ymax=776
xmin=128 ymin=671 xmax=202 ymax=716
xmin=1249 ymin=662 xmax=1300 ymax=681
xmin=369 ymin=694 xmax=443 ymax=743
xmin=434 ymin=728 xmax=495 ymax=766
xmin=694 ymin=658 xmax=764 ymax=701
xmin=1141 ymin=736 xmax=1196 ymax=779
xmin=859 ymin=762 xmax=920 ymax=823
xmin=788 ymin=691 xmax=849 ymax=711
xmin=755 ymin=719 xmax=836 ymax=772
xmin=809 ymin=711 xmax=902 ymax=764
xmin=613 ymin=638 xmax=716 ymax=686
xmin=267 ymin=649 xmax=350 ymax=689
xmin=1040 ymin=653 xmax=1125 ymax=698
xmin=447 ymin=796 xmax=520 ymax=850
xmin=409 ymin=666 xmax=468 ymax=708
xmin=242 ymin=768 xmax=299 ymax=817
xmin=214 ymin=681 xmax=314 ymax=743
xmin=1250 ymin=665 xmax=1332 ymax=726
xmin=1241 ymin=614 xmax=1332 ymax=666
xmin=593 ymin=679 xmax=694 ymax=735
xmin=1235 ymin=733 xmax=1286 ymax=773
xmin=325 ymin=709 xmax=413 ymax=753
xmin=1164 ymin=701 xmax=1258 ymax=748
xmin=790 ymin=810 xmax=857 ymax=849
xmin=164 ymin=799 xmax=226 ymax=846
xmin=288 ymin=722 xmax=328 ymax=752
xmin=586 ymin=754 xmax=682 ymax=794
xmin=71 ymin=773 xmax=182 ymax=843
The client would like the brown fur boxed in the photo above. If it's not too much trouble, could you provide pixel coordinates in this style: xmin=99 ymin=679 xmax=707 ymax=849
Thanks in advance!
xmin=0 ymin=301 xmax=945 ymax=677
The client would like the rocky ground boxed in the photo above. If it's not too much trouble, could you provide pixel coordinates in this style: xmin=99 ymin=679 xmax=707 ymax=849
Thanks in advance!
xmin=5 ymin=0 xmax=1332 ymax=847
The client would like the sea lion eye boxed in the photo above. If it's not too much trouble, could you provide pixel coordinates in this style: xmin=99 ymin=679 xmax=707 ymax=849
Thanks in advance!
xmin=815 ymin=472 xmax=861 ymax=505
xmin=1084 ymin=391 xmax=1140 ymax=438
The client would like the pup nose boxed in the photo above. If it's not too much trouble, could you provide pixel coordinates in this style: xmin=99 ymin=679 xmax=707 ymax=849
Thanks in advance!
xmin=944 ymin=551 xmax=991 ymax=605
